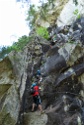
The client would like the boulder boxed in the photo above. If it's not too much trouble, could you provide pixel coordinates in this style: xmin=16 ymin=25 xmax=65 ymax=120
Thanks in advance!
xmin=41 ymin=43 xmax=83 ymax=76
xmin=55 ymin=63 xmax=84 ymax=87
xmin=0 ymin=85 xmax=20 ymax=125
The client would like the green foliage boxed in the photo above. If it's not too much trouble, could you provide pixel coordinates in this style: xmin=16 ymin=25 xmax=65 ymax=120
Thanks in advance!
xmin=11 ymin=35 xmax=30 ymax=51
xmin=40 ymin=0 xmax=55 ymax=19
xmin=73 ymin=0 xmax=78 ymax=5
xmin=68 ymin=39 xmax=77 ymax=44
xmin=36 ymin=26 xmax=49 ymax=39
xmin=0 ymin=35 xmax=31 ymax=59
xmin=26 ymin=0 xmax=55 ymax=28
xmin=47 ymin=0 xmax=55 ymax=7
xmin=40 ymin=10 xmax=47 ymax=20
xmin=77 ymin=14 xmax=81 ymax=19
xmin=26 ymin=4 xmax=37 ymax=28
xmin=0 ymin=46 xmax=8 ymax=59
xmin=73 ymin=9 xmax=81 ymax=19
xmin=73 ymin=9 xmax=79 ymax=15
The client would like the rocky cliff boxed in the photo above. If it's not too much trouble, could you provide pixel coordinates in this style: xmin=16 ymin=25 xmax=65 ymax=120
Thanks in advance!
xmin=0 ymin=1 xmax=84 ymax=125
xmin=34 ymin=0 xmax=84 ymax=28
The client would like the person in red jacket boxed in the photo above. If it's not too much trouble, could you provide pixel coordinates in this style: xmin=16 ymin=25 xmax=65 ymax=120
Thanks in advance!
xmin=31 ymin=83 xmax=44 ymax=113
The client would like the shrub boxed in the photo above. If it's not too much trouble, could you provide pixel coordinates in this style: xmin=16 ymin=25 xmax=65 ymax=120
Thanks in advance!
xmin=36 ymin=26 xmax=49 ymax=39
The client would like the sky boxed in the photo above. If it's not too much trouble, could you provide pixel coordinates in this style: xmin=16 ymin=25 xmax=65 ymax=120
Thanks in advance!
xmin=0 ymin=0 xmax=40 ymax=46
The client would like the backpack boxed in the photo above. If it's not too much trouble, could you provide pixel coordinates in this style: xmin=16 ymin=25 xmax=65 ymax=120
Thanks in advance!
xmin=30 ymin=86 xmax=35 ymax=94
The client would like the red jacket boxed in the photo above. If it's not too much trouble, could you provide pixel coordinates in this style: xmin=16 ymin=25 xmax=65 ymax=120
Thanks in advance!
xmin=32 ymin=85 xmax=39 ymax=96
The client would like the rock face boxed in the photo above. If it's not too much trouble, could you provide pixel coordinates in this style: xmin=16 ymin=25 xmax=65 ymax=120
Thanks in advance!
xmin=57 ymin=0 xmax=84 ymax=27
xmin=23 ymin=112 xmax=48 ymax=125
xmin=0 ymin=16 xmax=84 ymax=125
xmin=0 ymin=58 xmax=20 ymax=125
xmin=34 ymin=0 xmax=84 ymax=28
xmin=41 ymin=43 xmax=83 ymax=76
xmin=35 ymin=0 xmax=68 ymax=27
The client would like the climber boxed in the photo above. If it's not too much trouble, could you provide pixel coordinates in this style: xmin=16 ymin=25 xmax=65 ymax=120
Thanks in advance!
xmin=36 ymin=69 xmax=43 ymax=84
xmin=31 ymin=82 xmax=44 ymax=114
xmin=37 ymin=69 xmax=41 ymax=77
